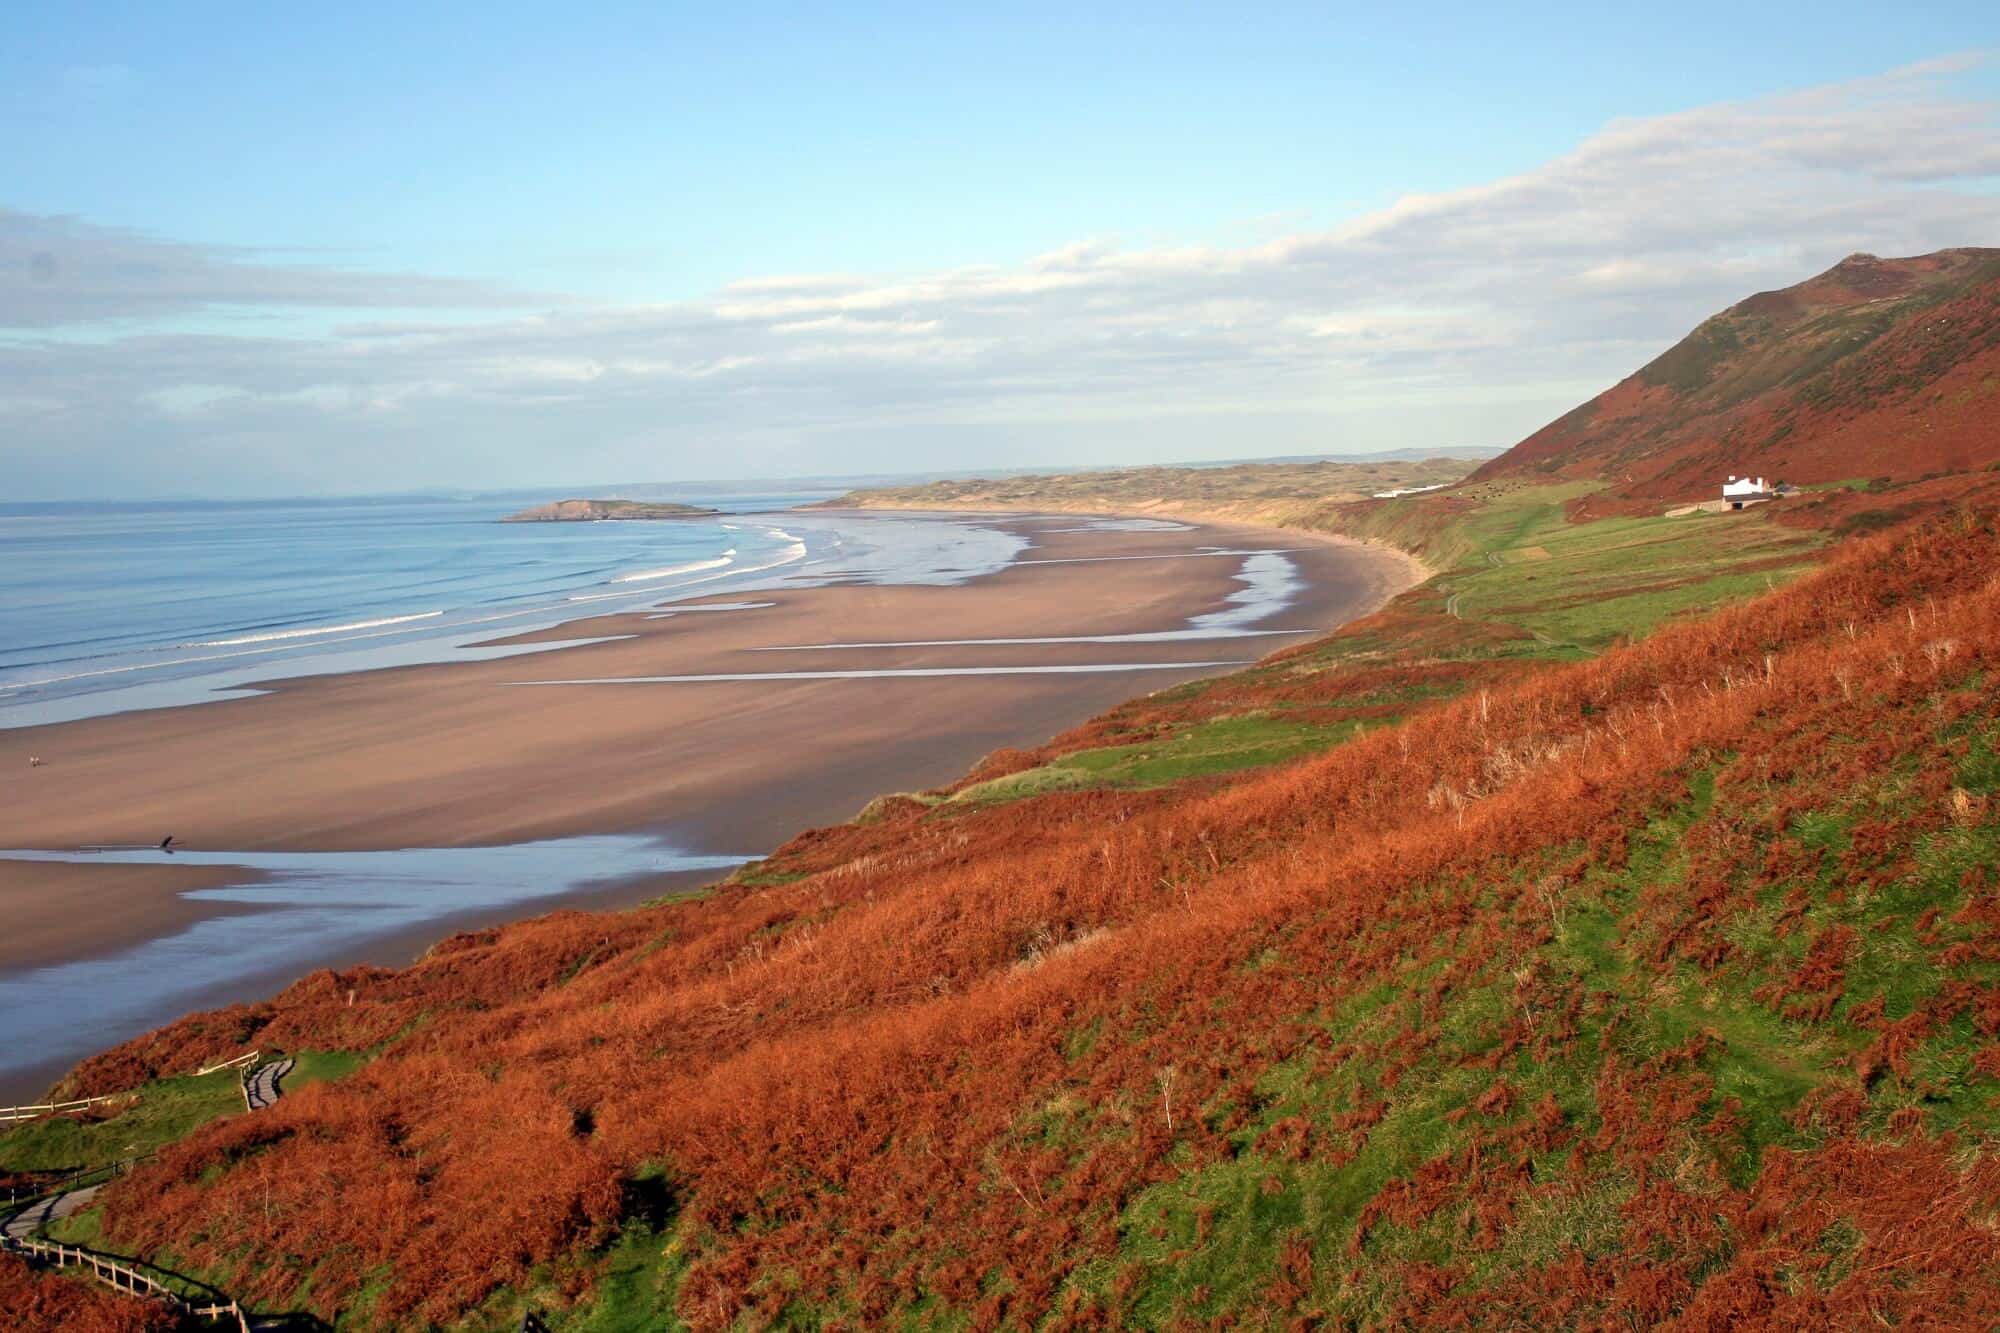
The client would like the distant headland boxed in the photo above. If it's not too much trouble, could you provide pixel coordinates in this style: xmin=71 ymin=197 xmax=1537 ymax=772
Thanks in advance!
xmin=500 ymin=498 xmax=722 ymax=522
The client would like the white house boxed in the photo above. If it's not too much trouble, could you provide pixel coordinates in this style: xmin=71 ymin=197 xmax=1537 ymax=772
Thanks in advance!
xmin=1722 ymin=475 xmax=1772 ymax=508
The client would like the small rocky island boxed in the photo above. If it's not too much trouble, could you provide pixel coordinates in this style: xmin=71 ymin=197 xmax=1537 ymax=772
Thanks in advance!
xmin=501 ymin=498 xmax=722 ymax=522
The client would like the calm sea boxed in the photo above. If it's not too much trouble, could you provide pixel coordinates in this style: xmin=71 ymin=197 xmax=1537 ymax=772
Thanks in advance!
xmin=0 ymin=489 xmax=1027 ymax=729
xmin=0 ymin=492 xmax=1044 ymax=1094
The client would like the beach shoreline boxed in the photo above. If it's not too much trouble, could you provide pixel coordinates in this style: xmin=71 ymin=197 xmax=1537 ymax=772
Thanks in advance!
xmin=0 ymin=509 xmax=1418 ymax=1097
xmin=813 ymin=496 xmax=1438 ymax=589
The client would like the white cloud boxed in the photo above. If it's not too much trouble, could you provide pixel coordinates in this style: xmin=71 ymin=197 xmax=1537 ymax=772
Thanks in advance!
xmin=4 ymin=58 xmax=1999 ymax=496
xmin=0 ymin=212 xmax=553 ymax=328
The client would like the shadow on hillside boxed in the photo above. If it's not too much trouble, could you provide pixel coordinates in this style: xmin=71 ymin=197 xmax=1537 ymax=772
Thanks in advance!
xmin=246 ymin=1315 xmax=334 ymax=1332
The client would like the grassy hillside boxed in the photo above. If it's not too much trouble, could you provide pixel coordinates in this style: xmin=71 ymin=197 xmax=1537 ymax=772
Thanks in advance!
xmin=0 ymin=1050 xmax=362 ymax=1177
xmin=1473 ymin=248 xmax=2000 ymax=503
xmin=14 ymin=257 xmax=2000 ymax=1329
xmin=7 ymin=504 xmax=1996 ymax=1328
xmin=917 ymin=488 xmax=1823 ymax=810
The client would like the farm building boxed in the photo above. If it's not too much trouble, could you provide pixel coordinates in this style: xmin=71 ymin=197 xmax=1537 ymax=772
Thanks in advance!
xmin=1722 ymin=475 xmax=1772 ymax=508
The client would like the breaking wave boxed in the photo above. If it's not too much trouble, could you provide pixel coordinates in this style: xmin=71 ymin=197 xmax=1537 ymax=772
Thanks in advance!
xmin=611 ymin=552 xmax=736 ymax=584
xmin=188 ymin=611 xmax=444 ymax=647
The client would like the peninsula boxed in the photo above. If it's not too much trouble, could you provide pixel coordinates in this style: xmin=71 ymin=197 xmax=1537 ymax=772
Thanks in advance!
xmin=500 ymin=497 xmax=721 ymax=522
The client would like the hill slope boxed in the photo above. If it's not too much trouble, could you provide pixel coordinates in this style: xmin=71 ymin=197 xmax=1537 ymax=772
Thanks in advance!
xmin=10 ymin=509 xmax=1996 ymax=1328
xmin=1474 ymin=248 xmax=2000 ymax=501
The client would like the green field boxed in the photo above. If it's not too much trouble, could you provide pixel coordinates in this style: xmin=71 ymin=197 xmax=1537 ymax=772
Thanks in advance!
xmin=943 ymin=484 xmax=1824 ymax=806
xmin=1418 ymin=487 xmax=1824 ymax=653
xmin=0 ymin=1070 xmax=243 ymax=1175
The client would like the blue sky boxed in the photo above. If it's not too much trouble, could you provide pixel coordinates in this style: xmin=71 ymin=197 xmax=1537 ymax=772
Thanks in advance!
xmin=2 ymin=4 xmax=1998 ymax=496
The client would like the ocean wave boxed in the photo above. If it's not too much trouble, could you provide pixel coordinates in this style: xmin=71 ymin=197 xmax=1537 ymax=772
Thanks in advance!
xmin=724 ymin=539 xmax=808 ymax=579
xmin=14 ymin=613 xmax=455 ymax=688
xmin=567 ymin=533 xmax=811 ymax=605
xmin=5 ymin=527 xmax=822 ymax=701
xmin=610 ymin=551 xmax=735 ymax=585
xmin=187 ymin=611 xmax=444 ymax=647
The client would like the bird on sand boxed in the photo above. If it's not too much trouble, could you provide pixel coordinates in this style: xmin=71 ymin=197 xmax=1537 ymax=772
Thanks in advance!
xmin=159 ymin=835 xmax=175 ymax=852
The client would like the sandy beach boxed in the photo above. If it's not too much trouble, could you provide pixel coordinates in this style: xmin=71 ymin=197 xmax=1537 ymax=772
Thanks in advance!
xmin=0 ymin=512 xmax=1414 ymax=1094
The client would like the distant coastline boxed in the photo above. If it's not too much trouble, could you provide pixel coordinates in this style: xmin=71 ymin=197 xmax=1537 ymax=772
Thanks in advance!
xmin=501 ymin=497 xmax=722 ymax=522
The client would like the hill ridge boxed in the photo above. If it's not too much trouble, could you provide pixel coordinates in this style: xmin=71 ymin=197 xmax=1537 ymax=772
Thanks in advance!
xmin=1475 ymin=247 xmax=2000 ymax=502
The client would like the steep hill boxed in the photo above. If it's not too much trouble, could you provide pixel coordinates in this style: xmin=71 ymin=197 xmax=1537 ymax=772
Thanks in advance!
xmin=1474 ymin=248 xmax=2000 ymax=502
xmin=13 ymin=509 xmax=2000 ymax=1328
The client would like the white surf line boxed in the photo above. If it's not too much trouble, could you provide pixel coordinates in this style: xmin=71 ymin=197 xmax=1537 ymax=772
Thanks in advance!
xmin=1014 ymin=547 xmax=1303 ymax=565
xmin=758 ymin=550 xmax=1308 ymax=650
xmin=510 ymin=661 xmax=1253 ymax=685
xmin=0 ymin=531 xmax=817 ymax=721
xmin=187 ymin=609 xmax=445 ymax=647
xmin=6 ymin=614 xmax=555 ymax=688
xmin=608 ymin=551 xmax=736 ymax=585
xmin=751 ymin=629 xmax=1310 ymax=648
xmin=644 ymin=600 xmax=777 ymax=620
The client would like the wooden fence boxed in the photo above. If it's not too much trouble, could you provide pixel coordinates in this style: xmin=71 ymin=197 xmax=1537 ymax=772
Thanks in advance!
xmin=1 ymin=1055 xmax=269 ymax=1325
xmin=0 ymin=1092 xmax=133 ymax=1124
xmin=195 ymin=1049 xmax=260 ymax=1077
xmin=0 ymin=1048 xmax=257 ymax=1124
xmin=4 ymin=1235 xmax=250 ymax=1331
xmin=3 ymin=1153 xmax=143 ymax=1211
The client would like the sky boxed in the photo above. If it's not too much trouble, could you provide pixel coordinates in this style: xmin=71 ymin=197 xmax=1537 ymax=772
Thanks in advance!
xmin=3 ymin=3 xmax=1998 ymax=498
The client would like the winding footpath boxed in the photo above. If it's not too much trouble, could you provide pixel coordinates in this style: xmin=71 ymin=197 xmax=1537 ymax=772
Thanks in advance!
xmin=0 ymin=1056 xmax=295 ymax=1326
xmin=3 ymin=1055 xmax=292 ymax=1243
xmin=243 ymin=1057 xmax=293 ymax=1111
xmin=3 ymin=1183 xmax=100 ymax=1241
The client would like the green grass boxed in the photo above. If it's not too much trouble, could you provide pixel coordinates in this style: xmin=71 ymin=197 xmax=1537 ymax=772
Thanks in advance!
xmin=1344 ymin=483 xmax=1823 ymax=648
xmin=1062 ymin=725 xmax=2000 ymax=1323
xmin=541 ymin=1222 xmax=691 ymax=1332
xmin=1291 ymin=480 xmax=1826 ymax=656
xmin=41 ymin=1201 xmax=105 ymax=1246
xmin=467 ymin=1163 xmax=692 ymax=1332
xmin=1338 ymin=480 xmax=1603 ymax=572
xmin=289 ymin=1048 xmax=364 ymax=1089
xmin=1434 ymin=499 xmax=1822 ymax=651
xmin=953 ymin=714 xmax=1368 ymax=805
xmin=726 ymin=863 xmax=811 ymax=888
xmin=0 ymin=1050 xmax=363 ymax=1175
xmin=1 ymin=1050 xmax=376 ymax=1322
xmin=941 ymin=489 xmax=1823 ymax=815
xmin=952 ymin=765 xmax=1106 ymax=805
xmin=0 ymin=1070 xmax=245 ymax=1173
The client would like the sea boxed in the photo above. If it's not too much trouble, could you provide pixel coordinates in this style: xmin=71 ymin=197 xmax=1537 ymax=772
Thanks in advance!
xmin=0 ymin=493 xmax=1323 ymax=1096
xmin=0 ymin=488 xmax=1049 ymax=1095
xmin=0 ymin=488 xmax=1029 ymax=730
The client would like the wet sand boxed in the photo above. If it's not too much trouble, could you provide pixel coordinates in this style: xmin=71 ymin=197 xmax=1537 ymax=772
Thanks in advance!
xmin=0 ymin=861 xmax=258 ymax=974
xmin=0 ymin=513 xmax=1415 ymax=1091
